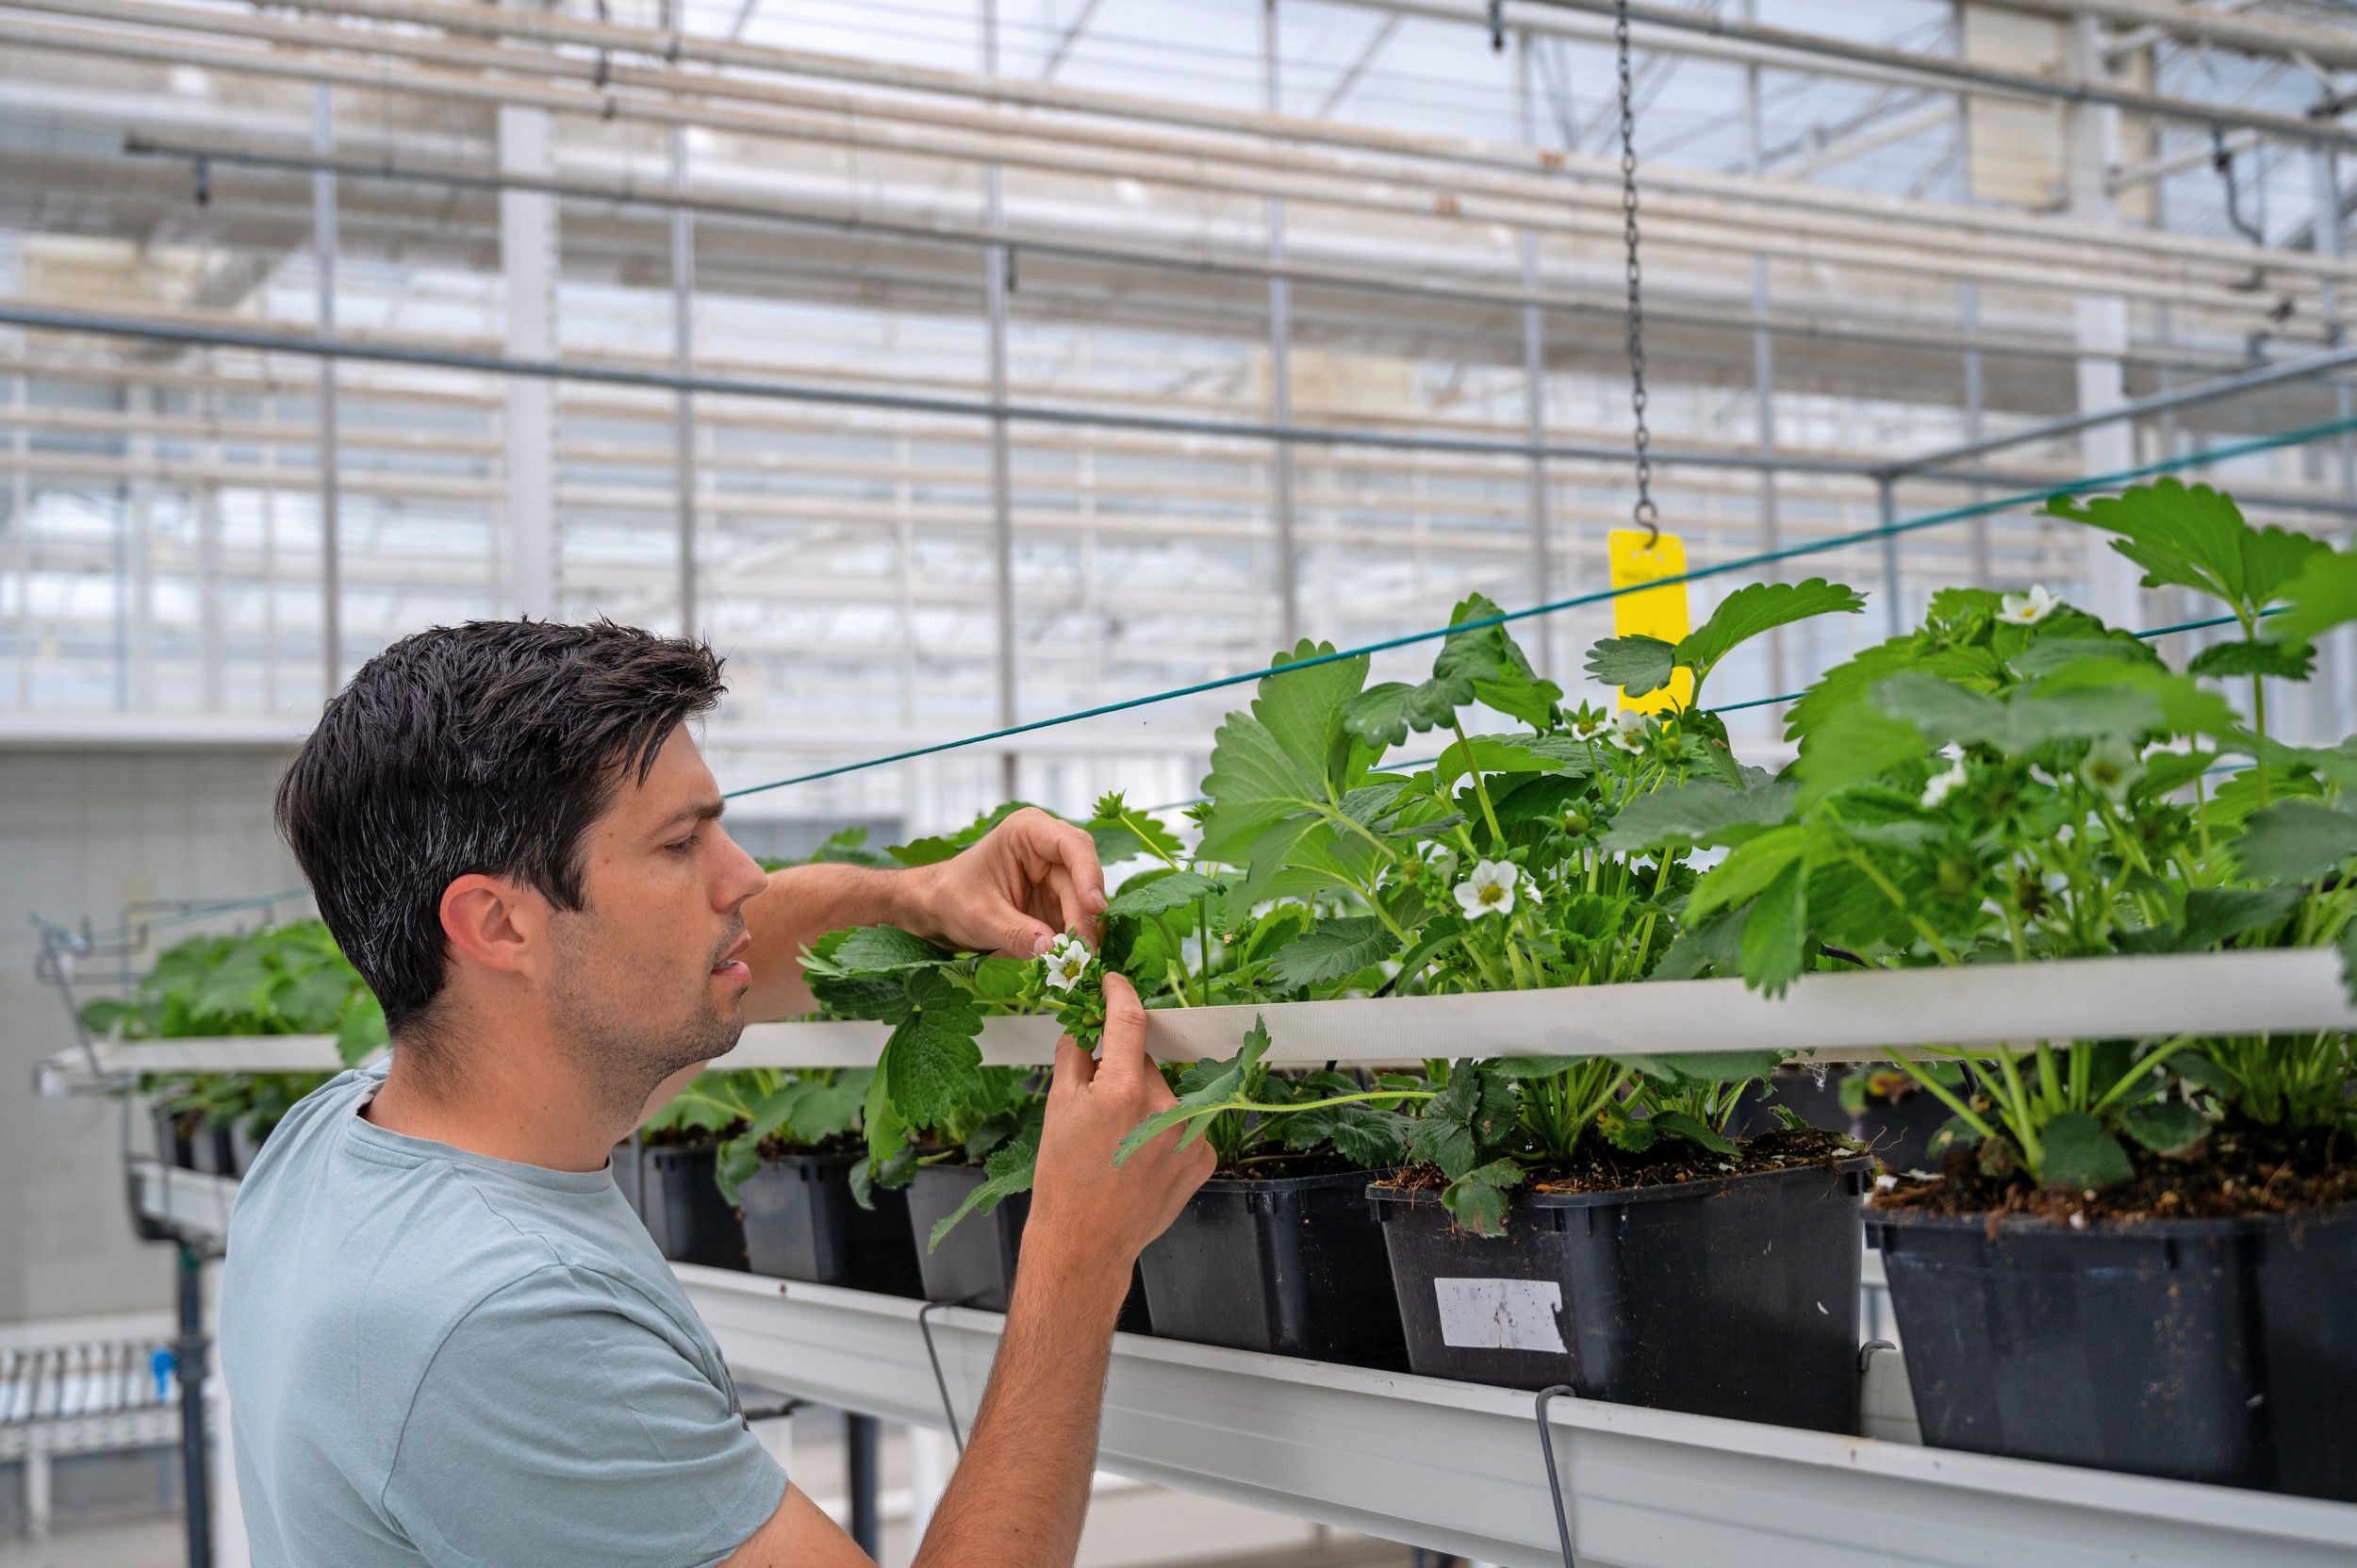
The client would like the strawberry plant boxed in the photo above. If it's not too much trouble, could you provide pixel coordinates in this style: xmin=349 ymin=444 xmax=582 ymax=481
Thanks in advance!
xmin=80 ymin=920 xmax=385 ymax=1143
xmin=1663 ymin=480 xmax=2357 ymax=1193
xmin=1148 ymin=585 xmax=1863 ymax=1227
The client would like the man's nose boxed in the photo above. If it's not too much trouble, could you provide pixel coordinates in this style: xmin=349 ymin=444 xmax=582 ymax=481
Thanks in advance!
xmin=715 ymin=828 xmax=768 ymax=908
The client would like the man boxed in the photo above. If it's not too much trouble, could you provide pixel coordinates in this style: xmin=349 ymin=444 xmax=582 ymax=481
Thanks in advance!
xmin=223 ymin=619 xmax=1213 ymax=1568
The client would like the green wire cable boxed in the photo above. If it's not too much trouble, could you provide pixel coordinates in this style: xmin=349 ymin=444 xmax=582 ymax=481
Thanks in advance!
xmin=724 ymin=412 xmax=2357 ymax=798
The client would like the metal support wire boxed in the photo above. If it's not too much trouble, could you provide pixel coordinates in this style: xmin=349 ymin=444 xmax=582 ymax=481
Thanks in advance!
xmin=1533 ymin=1384 xmax=1579 ymax=1568
xmin=719 ymin=407 xmax=2357 ymax=799
xmin=916 ymin=1299 xmax=967 ymax=1453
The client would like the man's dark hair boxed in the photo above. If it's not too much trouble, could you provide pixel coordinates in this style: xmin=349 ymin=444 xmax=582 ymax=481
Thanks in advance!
xmin=277 ymin=619 xmax=726 ymax=1040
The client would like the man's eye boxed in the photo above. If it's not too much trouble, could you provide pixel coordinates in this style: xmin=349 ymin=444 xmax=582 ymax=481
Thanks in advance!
xmin=667 ymin=834 xmax=700 ymax=855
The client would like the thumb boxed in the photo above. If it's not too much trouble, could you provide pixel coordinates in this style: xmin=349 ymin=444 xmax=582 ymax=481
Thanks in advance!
xmin=1051 ymin=1033 xmax=1097 ymax=1094
xmin=1092 ymin=972 xmax=1150 ymax=1081
xmin=1002 ymin=916 xmax=1056 ymax=959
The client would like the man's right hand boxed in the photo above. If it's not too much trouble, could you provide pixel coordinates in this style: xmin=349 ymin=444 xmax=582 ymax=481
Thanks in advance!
xmin=1025 ymin=973 xmax=1214 ymax=1292
xmin=727 ymin=971 xmax=1210 ymax=1568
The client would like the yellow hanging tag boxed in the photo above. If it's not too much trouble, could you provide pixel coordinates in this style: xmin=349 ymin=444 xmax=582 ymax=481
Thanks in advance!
xmin=1607 ymin=528 xmax=1694 ymax=715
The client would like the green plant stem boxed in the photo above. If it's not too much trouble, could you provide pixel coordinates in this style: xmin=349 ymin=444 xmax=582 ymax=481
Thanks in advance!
xmin=2250 ymin=673 xmax=2272 ymax=807
xmin=1451 ymin=717 xmax=1507 ymax=846
xmin=2088 ymin=1037 xmax=2194 ymax=1114
xmin=2035 ymin=1043 xmax=2064 ymax=1114
xmin=1846 ymin=850 xmax=1962 ymax=966
xmin=1891 ymin=1055 xmax=2000 ymax=1144
xmin=1172 ymin=1088 xmax=1440 ymax=1131
xmin=1195 ymin=900 xmax=1213 ymax=1007
xmin=1991 ymin=1051 xmax=2044 ymax=1171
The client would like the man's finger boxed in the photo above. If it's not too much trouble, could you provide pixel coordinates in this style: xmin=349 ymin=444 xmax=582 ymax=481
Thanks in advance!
xmin=1026 ymin=814 xmax=1106 ymax=919
xmin=1051 ymin=1033 xmax=1097 ymax=1093
xmin=1001 ymin=916 xmax=1056 ymax=959
xmin=1092 ymin=972 xmax=1150 ymax=1080
xmin=1042 ymin=863 xmax=1100 ymax=949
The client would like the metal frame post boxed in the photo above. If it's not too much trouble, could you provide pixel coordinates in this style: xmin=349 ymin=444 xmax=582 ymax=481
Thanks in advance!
xmin=1960 ymin=280 xmax=1990 ymax=586
xmin=11 ymin=365 xmax=27 ymax=705
xmin=1878 ymin=475 xmax=1902 ymax=637
xmin=1517 ymin=27 xmax=1556 ymax=678
xmin=197 ymin=352 xmax=223 ymax=709
xmin=500 ymin=103 xmax=559 ymax=620
xmin=672 ymin=113 xmax=698 ymax=639
xmin=1744 ymin=0 xmax=1785 ymax=698
xmin=845 ymin=1411 xmax=881 ymax=1555
xmin=983 ymin=0 xmax=1017 ymax=800
xmin=2065 ymin=16 xmax=2139 ymax=625
xmin=312 ymin=84 xmax=339 ymax=700
xmin=1264 ymin=0 xmax=1301 ymax=649
xmin=124 ymin=379 xmax=155 ymax=710
xmin=261 ymin=388 xmax=280 ymax=710
xmin=2313 ymin=139 xmax=2355 ymax=737
xmin=176 ymin=1244 xmax=214 ymax=1568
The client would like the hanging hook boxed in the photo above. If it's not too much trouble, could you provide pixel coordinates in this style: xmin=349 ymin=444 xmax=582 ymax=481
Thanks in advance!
xmin=2212 ymin=124 xmax=2266 ymax=248
xmin=191 ymin=155 xmax=209 ymax=208
xmin=1533 ymin=1384 xmax=1580 ymax=1566
xmin=1488 ymin=0 xmax=1506 ymax=52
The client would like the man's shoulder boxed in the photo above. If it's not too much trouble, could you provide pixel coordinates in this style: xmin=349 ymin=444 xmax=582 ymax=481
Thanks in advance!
xmin=225 ymin=1079 xmax=678 ymax=1362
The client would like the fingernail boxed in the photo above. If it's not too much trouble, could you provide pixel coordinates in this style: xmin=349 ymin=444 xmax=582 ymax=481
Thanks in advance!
xmin=1088 ymin=888 xmax=1109 ymax=913
xmin=1030 ymin=931 xmax=1055 ymax=956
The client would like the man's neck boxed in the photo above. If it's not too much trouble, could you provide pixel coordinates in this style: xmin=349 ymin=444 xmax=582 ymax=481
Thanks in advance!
xmin=364 ymin=1029 xmax=625 ymax=1174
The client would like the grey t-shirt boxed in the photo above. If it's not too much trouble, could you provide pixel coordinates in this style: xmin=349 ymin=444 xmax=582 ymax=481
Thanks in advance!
xmin=220 ymin=1066 xmax=785 ymax=1568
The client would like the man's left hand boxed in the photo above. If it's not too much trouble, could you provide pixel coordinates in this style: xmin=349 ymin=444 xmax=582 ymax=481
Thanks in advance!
xmin=907 ymin=807 xmax=1106 ymax=958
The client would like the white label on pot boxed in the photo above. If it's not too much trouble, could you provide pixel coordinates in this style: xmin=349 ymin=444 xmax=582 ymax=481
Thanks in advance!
xmin=1431 ymin=1278 xmax=1565 ymax=1353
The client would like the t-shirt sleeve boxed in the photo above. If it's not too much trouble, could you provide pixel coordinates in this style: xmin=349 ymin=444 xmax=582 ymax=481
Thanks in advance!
xmin=382 ymin=1263 xmax=786 ymax=1568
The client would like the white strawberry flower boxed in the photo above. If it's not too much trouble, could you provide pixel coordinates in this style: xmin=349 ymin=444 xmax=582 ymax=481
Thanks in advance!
xmin=1607 ymin=709 xmax=1648 ymax=753
xmin=1041 ymin=933 xmax=1092 ymax=991
xmin=2079 ymin=734 xmax=2144 ymax=803
xmin=1568 ymin=709 xmax=1609 ymax=742
xmin=2000 ymin=585 xmax=2061 ymax=625
xmin=1921 ymin=754 xmax=1968 ymax=809
xmin=1453 ymin=860 xmax=1519 ymax=919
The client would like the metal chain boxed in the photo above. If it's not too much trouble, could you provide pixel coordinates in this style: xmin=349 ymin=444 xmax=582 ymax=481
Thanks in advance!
xmin=1613 ymin=0 xmax=1658 ymax=547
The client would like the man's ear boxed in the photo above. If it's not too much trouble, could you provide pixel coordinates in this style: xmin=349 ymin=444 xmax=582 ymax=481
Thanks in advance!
xmin=439 ymin=873 xmax=550 ymax=981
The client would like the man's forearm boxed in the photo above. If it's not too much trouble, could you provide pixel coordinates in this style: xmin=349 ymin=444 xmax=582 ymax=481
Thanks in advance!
xmin=738 ymin=862 xmax=931 ymax=1020
xmin=909 ymin=1246 xmax=1129 ymax=1568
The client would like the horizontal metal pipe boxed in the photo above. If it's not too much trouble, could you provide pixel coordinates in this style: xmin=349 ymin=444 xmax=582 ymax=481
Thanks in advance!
xmin=123 ymin=136 xmax=2179 ymax=372
xmin=243 ymin=0 xmax=2357 ymax=209
xmin=1886 ymin=341 xmax=2357 ymax=475
xmin=0 ymin=303 xmax=1884 ymax=477
xmin=1987 ymin=0 xmax=2357 ymax=72
xmin=50 ymin=0 xmax=2357 ymax=294
xmin=1520 ymin=0 xmax=2357 ymax=151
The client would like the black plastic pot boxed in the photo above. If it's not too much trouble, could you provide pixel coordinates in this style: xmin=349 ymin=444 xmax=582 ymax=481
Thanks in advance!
xmin=1376 ymin=1158 xmax=1871 ymax=1432
xmin=2257 ymin=1202 xmax=2357 ymax=1504
xmin=903 ymin=1164 xmax=1151 ymax=1331
xmin=640 ymin=1145 xmax=748 ymax=1270
xmin=1868 ymin=1202 xmax=2357 ymax=1500
xmin=1139 ymin=1168 xmax=1404 ymax=1365
xmin=1735 ymin=1068 xmax=1950 ymax=1173
xmin=152 ymin=1105 xmax=193 ymax=1170
xmin=738 ymin=1151 xmax=926 ymax=1297
xmin=183 ymin=1114 xmax=235 ymax=1177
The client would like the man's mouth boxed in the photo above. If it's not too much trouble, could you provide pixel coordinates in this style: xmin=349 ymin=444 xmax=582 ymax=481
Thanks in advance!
xmin=711 ymin=933 xmax=751 ymax=983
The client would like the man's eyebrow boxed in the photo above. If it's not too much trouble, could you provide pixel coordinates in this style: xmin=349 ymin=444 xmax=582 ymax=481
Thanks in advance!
xmin=654 ymin=799 xmax=726 ymax=833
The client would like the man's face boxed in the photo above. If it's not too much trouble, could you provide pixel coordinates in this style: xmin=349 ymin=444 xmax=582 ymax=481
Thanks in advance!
xmin=542 ymin=728 xmax=768 ymax=1111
